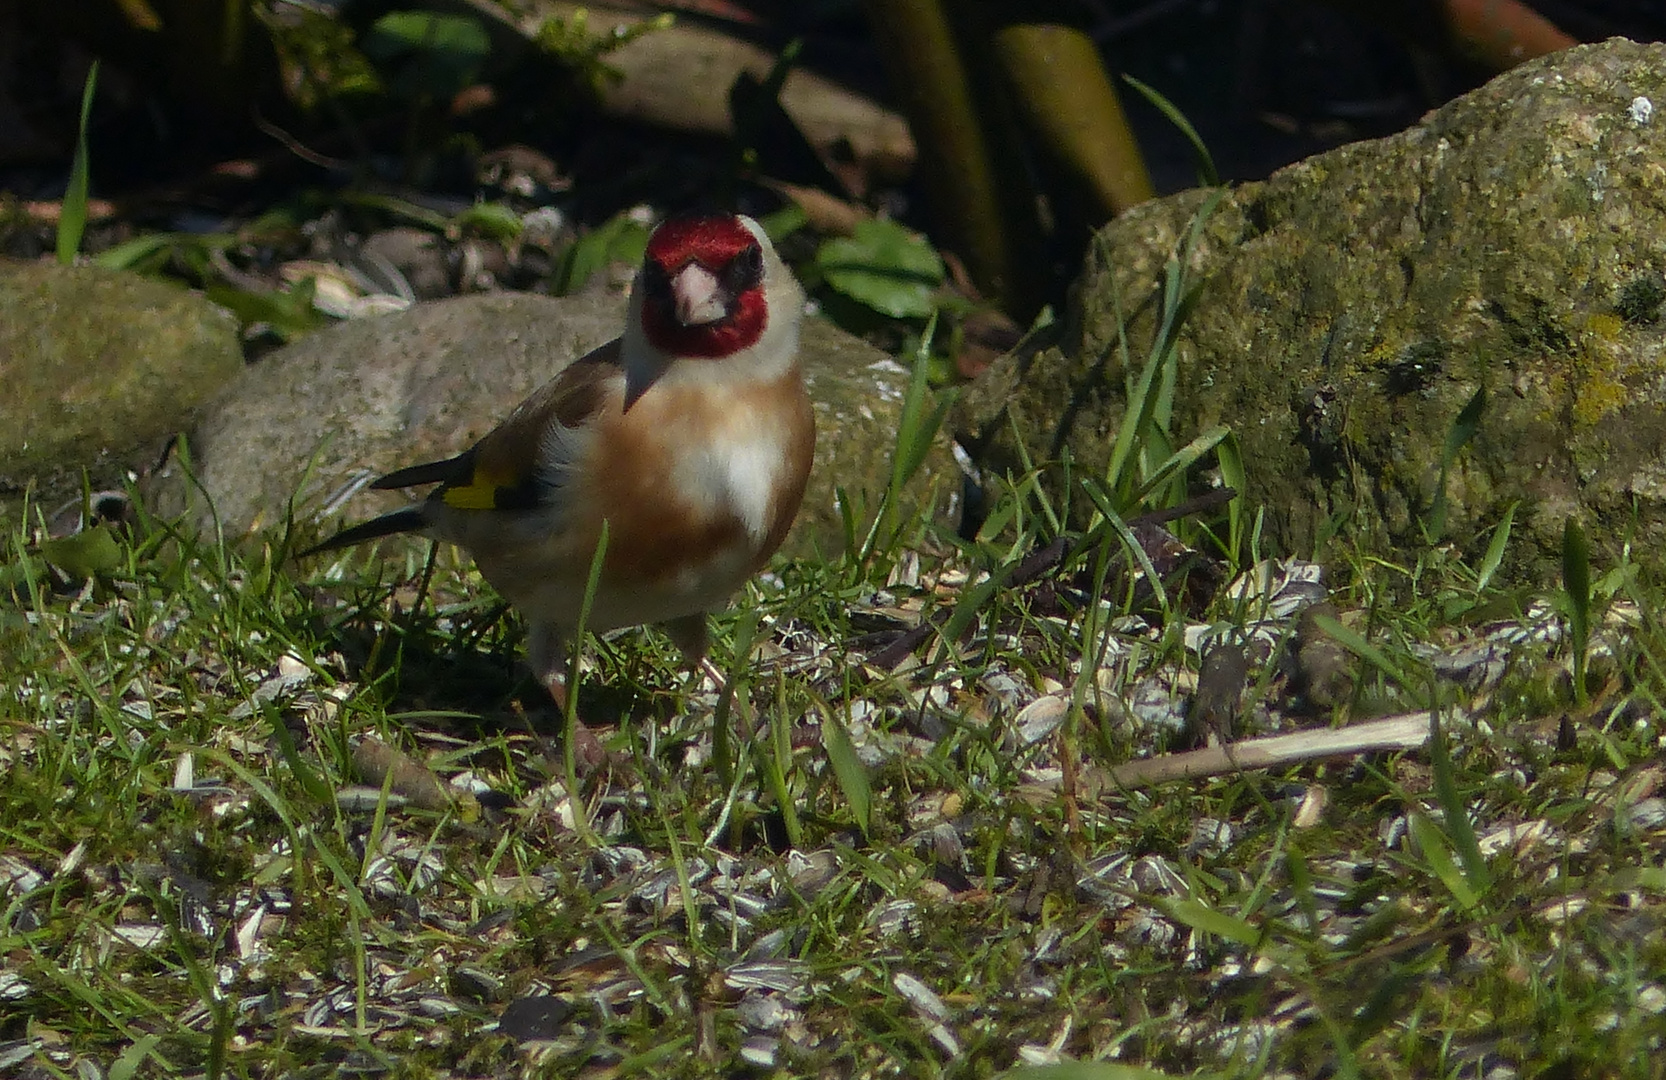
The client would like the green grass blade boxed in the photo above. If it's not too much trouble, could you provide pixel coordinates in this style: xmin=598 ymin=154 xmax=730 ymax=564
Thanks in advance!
xmin=1430 ymin=385 xmax=1487 ymax=538
xmin=1428 ymin=705 xmax=1491 ymax=897
xmin=1563 ymin=516 xmax=1591 ymax=706
xmin=57 ymin=60 xmax=100 ymax=265
xmin=890 ymin=312 xmax=945 ymax=496
xmin=1122 ymin=73 xmax=1220 ymax=187
xmin=1216 ymin=430 xmax=1246 ymax=564
xmin=1310 ymin=611 xmax=1422 ymax=705
xmin=821 ymin=704 xmax=872 ymax=836
xmin=1162 ymin=898 xmax=1262 ymax=946
xmin=1131 ymin=423 xmax=1229 ymax=505
xmin=712 ymin=605 xmax=757 ymax=791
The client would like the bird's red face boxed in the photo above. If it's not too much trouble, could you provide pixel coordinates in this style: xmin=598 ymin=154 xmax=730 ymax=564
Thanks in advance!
xmin=638 ymin=215 xmax=769 ymax=358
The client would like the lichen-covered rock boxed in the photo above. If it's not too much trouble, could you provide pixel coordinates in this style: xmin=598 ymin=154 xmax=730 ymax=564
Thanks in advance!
xmin=0 ymin=259 xmax=242 ymax=510
xmin=148 ymin=289 xmax=955 ymax=556
xmin=957 ymin=39 xmax=1666 ymax=578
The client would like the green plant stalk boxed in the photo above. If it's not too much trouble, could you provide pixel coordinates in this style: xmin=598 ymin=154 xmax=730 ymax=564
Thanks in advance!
xmin=1098 ymin=190 xmax=1226 ymax=519
xmin=1311 ymin=610 xmax=1426 ymax=708
xmin=821 ymin=699 xmax=872 ymax=837
xmin=1216 ymin=432 xmax=1248 ymax=568
xmin=1474 ymin=502 xmax=1518 ymax=595
xmin=763 ymin=679 xmax=803 ymax=847
xmin=1066 ymin=524 xmax=1121 ymax=816
xmin=659 ymin=801 xmax=704 ymax=950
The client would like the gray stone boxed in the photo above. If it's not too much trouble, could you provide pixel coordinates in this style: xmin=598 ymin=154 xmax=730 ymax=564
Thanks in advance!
xmin=0 ymin=259 xmax=242 ymax=512
xmin=148 ymin=288 xmax=955 ymax=556
xmin=957 ymin=39 xmax=1666 ymax=579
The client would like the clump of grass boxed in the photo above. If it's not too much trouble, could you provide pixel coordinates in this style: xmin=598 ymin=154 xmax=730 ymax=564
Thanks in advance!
xmin=4 ymin=390 xmax=1666 ymax=1078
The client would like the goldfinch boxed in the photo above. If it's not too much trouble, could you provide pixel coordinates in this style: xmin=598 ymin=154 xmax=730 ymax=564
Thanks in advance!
xmin=303 ymin=212 xmax=815 ymax=704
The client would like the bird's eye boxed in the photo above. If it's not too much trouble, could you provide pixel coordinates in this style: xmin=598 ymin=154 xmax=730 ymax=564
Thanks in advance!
xmin=722 ymin=243 xmax=764 ymax=294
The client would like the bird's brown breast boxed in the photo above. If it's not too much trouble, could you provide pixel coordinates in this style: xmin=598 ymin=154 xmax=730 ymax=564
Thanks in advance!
xmin=587 ymin=365 xmax=812 ymax=588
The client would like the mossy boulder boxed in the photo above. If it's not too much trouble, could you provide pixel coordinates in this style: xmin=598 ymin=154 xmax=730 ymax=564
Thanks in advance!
xmin=957 ymin=38 xmax=1666 ymax=578
xmin=0 ymin=259 xmax=243 ymax=512
xmin=148 ymin=289 xmax=955 ymax=556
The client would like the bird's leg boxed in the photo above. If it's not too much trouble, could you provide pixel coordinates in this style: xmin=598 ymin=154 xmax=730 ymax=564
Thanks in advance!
xmin=527 ymin=620 xmax=608 ymax=770
xmin=665 ymin=613 xmax=756 ymax=742
xmin=665 ymin=614 xmax=730 ymax=699
xmin=663 ymin=613 xmax=711 ymax=677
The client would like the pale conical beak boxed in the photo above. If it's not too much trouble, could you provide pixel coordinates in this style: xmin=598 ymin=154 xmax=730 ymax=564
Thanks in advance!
xmin=670 ymin=263 xmax=727 ymax=326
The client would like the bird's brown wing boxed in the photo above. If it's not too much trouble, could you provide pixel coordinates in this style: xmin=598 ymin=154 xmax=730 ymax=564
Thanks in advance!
xmin=415 ymin=338 xmax=624 ymax=513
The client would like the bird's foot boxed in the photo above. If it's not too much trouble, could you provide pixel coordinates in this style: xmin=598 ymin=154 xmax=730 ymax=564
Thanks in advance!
xmin=541 ymin=669 xmax=614 ymax=774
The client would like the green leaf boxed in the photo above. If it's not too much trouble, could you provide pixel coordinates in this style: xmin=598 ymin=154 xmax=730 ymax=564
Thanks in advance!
xmin=1216 ymin=430 xmax=1247 ymax=563
xmin=205 ymin=281 xmax=327 ymax=341
xmin=264 ymin=701 xmax=334 ymax=806
xmin=1311 ymin=612 xmax=1421 ymax=704
xmin=362 ymin=12 xmax=491 ymax=99
xmin=1474 ymin=501 xmax=1517 ymax=594
xmin=1409 ymin=811 xmax=1479 ymax=910
xmin=757 ymin=204 xmax=808 ymax=244
xmin=1131 ymin=423 xmax=1229 ymax=505
xmin=552 ymin=214 xmax=650 ymax=296
xmin=1430 ymin=384 xmax=1487 ymax=538
xmin=821 ymin=707 xmax=871 ymax=836
xmin=816 ymin=219 xmax=944 ymax=319
xmin=890 ymin=314 xmax=951 ymax=497
xmin=90 ymin=231 xmax=211 ymax=272
xmin=108 ymin=1032 xmax=162 ymax=1080
xmin=40 ymin=525 xmax=124 ymax=578
xmin=450 ymin=201 xmax=524 ymax=241
xmin=1444 ymin=384 xmax=1488 ymax=463
xmin=1161 ymin=898 xmax=1262 ymax=946
xmin=93 ymin=232 xmax=177 ymax=271
xmin=57 ymin=60 xmax=100 ymax=265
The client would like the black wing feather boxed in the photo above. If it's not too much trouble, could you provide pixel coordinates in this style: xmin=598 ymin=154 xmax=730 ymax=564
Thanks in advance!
xmin=298 ymin=506 xmax=428 ymax=557
xmin=371 ymin=450 xmax=476 ymax=491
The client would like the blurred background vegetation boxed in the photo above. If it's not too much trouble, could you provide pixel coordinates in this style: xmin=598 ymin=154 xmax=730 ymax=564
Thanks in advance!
xmin=4 ymin=0 xmax=1665 ymax=371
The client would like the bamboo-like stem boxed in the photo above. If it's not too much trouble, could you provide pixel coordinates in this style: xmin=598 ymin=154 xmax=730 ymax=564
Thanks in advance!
xmin=992 ymin=23 xmax=1155 ymax=220
xmin=860 ymin=0 xmax=1019 ymax=307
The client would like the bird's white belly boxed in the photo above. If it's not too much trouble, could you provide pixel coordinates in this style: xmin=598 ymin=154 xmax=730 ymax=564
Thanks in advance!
xmin=489 ymin=538 xmax=757 ymax=633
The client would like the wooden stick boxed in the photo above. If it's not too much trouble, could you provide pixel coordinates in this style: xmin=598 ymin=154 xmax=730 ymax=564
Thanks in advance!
xmin=1084 ymin=712 xmax=1436 ymax=793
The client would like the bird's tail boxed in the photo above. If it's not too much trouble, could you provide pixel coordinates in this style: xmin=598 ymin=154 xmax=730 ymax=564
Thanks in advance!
xmin=298 ymin=506 xmax=428 ymax=558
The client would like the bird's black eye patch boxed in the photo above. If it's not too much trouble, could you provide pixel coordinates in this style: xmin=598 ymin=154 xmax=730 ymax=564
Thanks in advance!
xmin=641 ymin=260 xmax=673 ymax=303
xmin=721 ymin=243 xmax=764 ymax=294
